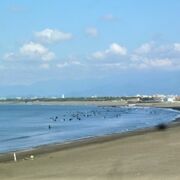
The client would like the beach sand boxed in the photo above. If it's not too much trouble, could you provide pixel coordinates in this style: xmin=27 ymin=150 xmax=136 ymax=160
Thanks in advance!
xmin=1 ymin=122 xmax=180 ymax=180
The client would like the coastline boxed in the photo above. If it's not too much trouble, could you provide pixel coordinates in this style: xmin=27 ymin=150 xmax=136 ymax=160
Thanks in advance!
xmin=0 ymin=124 xmax=161 ymax=162
xmin=1 ymin=103 xmax=180 ymax=179
xmin=0 ymin=99 xmax=180 ymax=107
xmin=0 ymin=103 xmax=180 ymax=163
xmin=0 ymin=100 xmax=128 ymax=106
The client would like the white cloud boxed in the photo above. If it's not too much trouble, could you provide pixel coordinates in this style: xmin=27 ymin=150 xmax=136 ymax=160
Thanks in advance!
xmin=90 ymin=42 xmax=180 ymax=70
xmin=57 ymin=62 xmax=69 ymax=68
xmin=92 ymin=51 xmax=105 ymax=59
xmin=86 ymin=27 xmax=98 ymax=37
xmin=149 ymin=59 xmax=172 ymax=67
xmin=3 ymin=52 xmax=17 ymax=61
xmin=20 ymin=42 xmax=55 ymax=61
xmin=35 ymin=28 xmax=73 ymax=43
xmin=3 ymin=37 xmax=180 ymax=72
xmin=102 ymin=14 xmax=118 ymax=21
xmin=108 ymin=43 xmax=127 ymax=55
xmin=40 ymin=63 xmax=50 ymax=69
xmin=71 ymin=61 xmax=81 ymax=65
xmin=142 ymin=58 xmax=173 ymax=68
xmin=56 ymin=61 xmax=82 ymax=68
xmin=131 ymin=42 xmax=180 ymax=69
xmin=99 ymin=63 xmax=126 ymax=69
xmin=174 ymin=43 xmax=180 ymax=52
xmin=92 ymin=43 xmax=127 ymax=59
xmin=134 ymin=42 xmax=153 ymax=54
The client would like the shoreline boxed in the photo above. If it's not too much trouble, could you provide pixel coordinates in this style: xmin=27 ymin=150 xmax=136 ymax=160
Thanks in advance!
xmin=1 ymin=105 xmax=180 ymax=163
xmin=0 ymin=99 xmax=179 ymax=106
xmin=0 ymin=125 xmax=158 ymax=162
xmin=1 ymin=105 xmax=180 ymax=179
xmin=0 ymin=100 xmax=180 ymax=113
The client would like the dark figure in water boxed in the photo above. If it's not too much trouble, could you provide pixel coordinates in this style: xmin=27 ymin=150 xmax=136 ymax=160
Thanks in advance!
xmin=156 ymin=123 xmax=167 ymax=131
xmin=48 ymin=125 xmax=51 ymax=130
xmin=50 ymin=116 xmax=58 ymax=122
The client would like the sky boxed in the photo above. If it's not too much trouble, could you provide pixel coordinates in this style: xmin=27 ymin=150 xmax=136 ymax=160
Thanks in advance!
xmin=0 ymin=0 xmax=180 ymax=97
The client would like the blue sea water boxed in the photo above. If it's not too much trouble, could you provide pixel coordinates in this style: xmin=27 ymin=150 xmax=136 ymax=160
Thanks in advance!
xmin=0 ymin=105 xmax=179 ymax=153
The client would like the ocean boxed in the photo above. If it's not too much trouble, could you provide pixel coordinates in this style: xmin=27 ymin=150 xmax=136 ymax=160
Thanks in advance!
xmin=0 ymin=105 xmax=179 ymax=153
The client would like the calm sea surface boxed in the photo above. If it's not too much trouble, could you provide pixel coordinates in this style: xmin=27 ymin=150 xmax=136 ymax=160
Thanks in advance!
xmin=0 ymin=105 xmax=179 ymax=153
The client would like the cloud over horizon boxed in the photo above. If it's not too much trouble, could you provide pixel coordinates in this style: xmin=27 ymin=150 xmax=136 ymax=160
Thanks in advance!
xmin=92 ymin=43 xmax=127 ymax=59
xmin=86 ymin=27 xmax=98 ymax=37
xmin=3 ymin=40 xmax=180 ymax=72
xmin=131 ymin=42 xmax=180 ymax=69
xmin=20 ymin=42 xmax=55 ymax=61
xmin=35 ymin=29 xmax=73 ymax=44
xmin=101 ymin=14 xmax=118 ymax=22
xmin=1 ymin=23 xmax=180 ymax=88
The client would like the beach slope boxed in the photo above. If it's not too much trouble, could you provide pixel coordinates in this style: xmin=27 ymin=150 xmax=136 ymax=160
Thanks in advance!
xmin=1 ymin=124 xmax=180 ymax=180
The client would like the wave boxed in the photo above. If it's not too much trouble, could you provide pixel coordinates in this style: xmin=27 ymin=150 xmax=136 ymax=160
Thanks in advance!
xmin=0 ymin=132 xmax=49 ymax=143
xmin=0 ymin=136 xmax=30 ymax=142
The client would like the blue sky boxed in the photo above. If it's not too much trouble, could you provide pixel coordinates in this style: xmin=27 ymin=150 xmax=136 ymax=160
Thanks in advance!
xmin=0 ymin=0 xmax=180 ymax=97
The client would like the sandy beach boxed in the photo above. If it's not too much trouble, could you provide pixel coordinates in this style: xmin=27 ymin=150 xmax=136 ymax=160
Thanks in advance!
xmin=0 ymin=102 xmax=180 ymax=180
xmin=0 ymin=123 xmax=180 ymax=179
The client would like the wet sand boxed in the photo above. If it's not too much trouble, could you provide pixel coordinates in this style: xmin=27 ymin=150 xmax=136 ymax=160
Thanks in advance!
xmin=0 ymin=102 xmax=180 ymax=180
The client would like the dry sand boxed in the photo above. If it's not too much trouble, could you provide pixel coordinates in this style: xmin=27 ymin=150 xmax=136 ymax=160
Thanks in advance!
xmin=1 ymin=123 xmax=180 ymax=180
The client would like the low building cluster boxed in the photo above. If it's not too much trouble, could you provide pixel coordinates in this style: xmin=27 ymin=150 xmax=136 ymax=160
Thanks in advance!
xmin=135 ymin=94 xmax=180 ymax=103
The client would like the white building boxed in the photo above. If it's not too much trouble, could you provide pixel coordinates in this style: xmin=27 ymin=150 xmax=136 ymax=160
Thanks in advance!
xmin=167 ymin=97 xmax=175 ymax=102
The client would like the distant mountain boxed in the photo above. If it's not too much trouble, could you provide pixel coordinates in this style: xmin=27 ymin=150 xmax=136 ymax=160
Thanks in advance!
xmin=0 ymin=70 xmax=179 ymax=97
